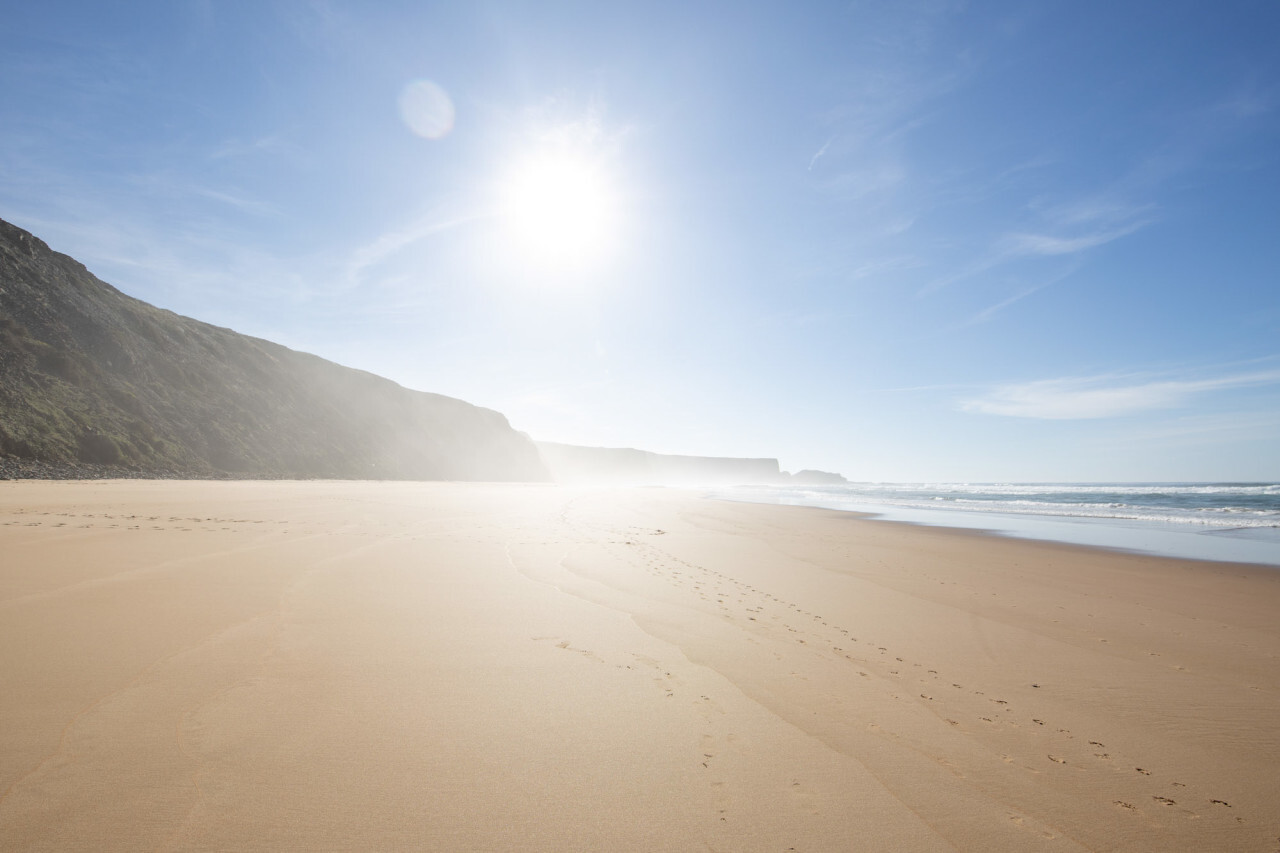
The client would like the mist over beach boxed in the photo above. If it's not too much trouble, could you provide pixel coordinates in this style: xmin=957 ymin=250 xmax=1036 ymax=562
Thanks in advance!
xmin=3 ymin=1 xmax=1280 ymax=850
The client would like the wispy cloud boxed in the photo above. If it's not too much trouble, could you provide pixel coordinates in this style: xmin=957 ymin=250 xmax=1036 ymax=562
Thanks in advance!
xmin=962 ymin=369 xmax=1280 ymax=419
xmin=916 ymin=74 xmax=1268 ymax=303
xmin=122 ymin=172 xmax=281 ymax=218
xmin=1120 ymin=410 xmax=1280 ymax=445
xmin=1215 ymin=87 xmax=1272 ymax=119
xmin=919 ymin=212 xmax=1149 ymax=297
xmin=997 ymin=219 xmax=1149 ymax=257
xmin=808 ymin=138 xmax=832 ymax=170
xmin=210 ymin=133 xmax=293 ymax=161
xmin=964 ymin=281 xmax=1052 ymax=325
xmin=344 ymin=212 xmax=479 ymax=285
xmin=184 ymin=186 xmax=279 ymax=217
xmin=807 ymin=3 xmax=973 ymax=200
xmin=1033 ymin=195 xmax=1155 ymax=228
xmin=817 ymin=159 xmax=907 ymax=199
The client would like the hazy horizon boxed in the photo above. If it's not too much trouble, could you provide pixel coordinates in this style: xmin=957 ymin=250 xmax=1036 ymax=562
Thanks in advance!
xmin=3 ymin=1 xmax=1278 ymax=481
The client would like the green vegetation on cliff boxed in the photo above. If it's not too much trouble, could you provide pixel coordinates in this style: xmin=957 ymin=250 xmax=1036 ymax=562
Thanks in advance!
xmin=0 ymin=218 xmax=547 ymax=480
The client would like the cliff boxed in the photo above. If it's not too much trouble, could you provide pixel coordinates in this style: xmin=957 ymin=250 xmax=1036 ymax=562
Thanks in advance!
xmin=785 ymin=469 xmax=849 ymax=485
xmin=537 ymin=441 xmax=785 ymax=485
xmin=0 ymin=218 xmax=547 ymax=480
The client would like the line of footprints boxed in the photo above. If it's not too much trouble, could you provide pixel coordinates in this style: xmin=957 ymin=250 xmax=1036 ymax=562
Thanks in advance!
xmin=0 ymin=508 xmax=434 ymax=541
xmin=557 ymin=521 xmax=1254 ymax=833
xmin=0 ymin=508 xmax=285 ymax=533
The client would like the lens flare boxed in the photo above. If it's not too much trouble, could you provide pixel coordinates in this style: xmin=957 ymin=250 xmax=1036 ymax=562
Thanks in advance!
xmin=399 ymin=80 xmax=455 ymax=140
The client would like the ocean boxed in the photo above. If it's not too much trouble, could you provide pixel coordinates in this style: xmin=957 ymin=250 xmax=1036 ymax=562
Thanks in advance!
xmin=711 ymin=482 xmax=1280 ymax=567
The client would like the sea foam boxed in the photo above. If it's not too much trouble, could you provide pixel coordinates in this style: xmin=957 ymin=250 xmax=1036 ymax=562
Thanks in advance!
xmin=710 ymin=482 xmax=1280 ymax=566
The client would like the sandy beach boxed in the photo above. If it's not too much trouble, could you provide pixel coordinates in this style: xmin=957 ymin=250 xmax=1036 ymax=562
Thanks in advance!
xmin=1 ymin=480 xmax=1277 ymax=851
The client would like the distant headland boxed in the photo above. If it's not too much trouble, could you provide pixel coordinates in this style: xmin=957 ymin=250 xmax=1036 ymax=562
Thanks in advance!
xmin=0 ymin=218 xmax=843 ymax=485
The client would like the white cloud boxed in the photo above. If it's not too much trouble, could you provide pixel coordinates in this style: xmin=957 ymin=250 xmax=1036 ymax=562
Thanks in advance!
xmin=962 ymin=369 xmax=1280 ymax=419
xmin=1036 ymin=196 xmax=1155 ymax=228
xmin=807 ymin=138 xmax=832 ymax=170
xmin=818 ymin=159 xmax=907 ymax=199
xmin=1216 ymin=89 xmax=1271 ymax=119
xmin=210 ymin=133 xmax=292 ymax=161
xmin=344 ymin=212 xmax=478 ymax=284
xmin=918 ymin=218 xmax=1147 ymax=297
xmin=965 ymin=281 xmax=1052 ymax=325
xmin=1123 ymin=410 xmax=1280 ymax=444
xmin=1000 ymin=220 xmax=1148 ymax=257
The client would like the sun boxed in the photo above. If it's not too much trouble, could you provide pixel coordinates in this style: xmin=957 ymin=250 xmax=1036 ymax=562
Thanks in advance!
xmin=497 ymin=150 xmax=619 ymax=271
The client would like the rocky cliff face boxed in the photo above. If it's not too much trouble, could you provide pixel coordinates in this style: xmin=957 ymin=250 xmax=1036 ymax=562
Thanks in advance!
xmin=0 ymin=218 xmax=547 ymax=480
xmin=784 ymin=469 xmax=848 ymax=485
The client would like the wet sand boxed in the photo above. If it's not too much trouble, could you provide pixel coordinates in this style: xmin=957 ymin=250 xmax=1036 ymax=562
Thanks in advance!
xmin=1 ymin=480 xmax=1277 ymax=851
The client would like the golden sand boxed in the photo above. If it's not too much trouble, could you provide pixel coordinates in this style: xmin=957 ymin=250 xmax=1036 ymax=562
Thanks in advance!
xmin=1 ymin=481 xmax=1277 ymax=851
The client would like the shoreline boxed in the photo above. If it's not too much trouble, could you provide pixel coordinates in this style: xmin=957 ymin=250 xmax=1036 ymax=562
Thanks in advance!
xmin=742 ymin=498 xmax=1280 ymax=577
xmin=709 ymin=489 xmax=1280 ymax=568
xmin=3 ymin=481 xmax=1277 ymax=850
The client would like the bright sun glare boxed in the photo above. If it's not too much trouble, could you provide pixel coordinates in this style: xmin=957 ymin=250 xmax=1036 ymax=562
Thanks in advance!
xmin=498 ymin=151 xmax=619 ymax=272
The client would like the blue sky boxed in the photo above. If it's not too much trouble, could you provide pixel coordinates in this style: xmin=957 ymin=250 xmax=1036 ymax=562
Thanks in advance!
xmin=2 ymin=0 xmax=1278 ymax=481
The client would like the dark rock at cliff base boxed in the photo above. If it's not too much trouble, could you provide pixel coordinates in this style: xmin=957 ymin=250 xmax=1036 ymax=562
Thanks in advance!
xmin=0 ymin=218 xmax=547 ymax=481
